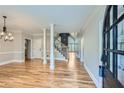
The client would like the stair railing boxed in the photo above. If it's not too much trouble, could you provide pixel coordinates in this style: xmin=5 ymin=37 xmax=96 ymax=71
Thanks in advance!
xmin=54 ymin=35 xmax=69 ymax=60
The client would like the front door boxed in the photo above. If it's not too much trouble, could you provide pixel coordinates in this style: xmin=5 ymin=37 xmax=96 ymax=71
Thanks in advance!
xmin=102 ymin=5 xmax=124 ymax=88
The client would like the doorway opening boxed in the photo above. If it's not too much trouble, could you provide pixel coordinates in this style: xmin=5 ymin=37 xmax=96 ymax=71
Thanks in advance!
xmin=25 ymin=39 xmax=31 ymax=61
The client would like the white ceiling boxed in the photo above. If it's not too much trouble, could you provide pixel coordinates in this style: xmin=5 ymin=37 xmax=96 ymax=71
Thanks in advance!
xmin=0 ymin=5 xmax=97 ymax=34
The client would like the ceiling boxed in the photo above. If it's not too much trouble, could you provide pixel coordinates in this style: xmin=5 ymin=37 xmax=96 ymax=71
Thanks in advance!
xmin=0 ymin=5 xmax=97 ymax=34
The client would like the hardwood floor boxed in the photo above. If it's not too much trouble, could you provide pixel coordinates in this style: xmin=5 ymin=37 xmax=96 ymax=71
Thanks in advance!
xmin=0 ymin=59 xmax=95 ymax=88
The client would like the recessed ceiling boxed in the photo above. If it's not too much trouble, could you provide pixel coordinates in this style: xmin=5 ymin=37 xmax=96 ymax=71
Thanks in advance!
xmin=0 ymin=5 xmax=97 ymax=34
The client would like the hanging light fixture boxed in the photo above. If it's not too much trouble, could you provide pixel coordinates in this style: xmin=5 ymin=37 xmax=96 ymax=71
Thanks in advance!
xmin=0 ymin=16 xmax=14 ymax=41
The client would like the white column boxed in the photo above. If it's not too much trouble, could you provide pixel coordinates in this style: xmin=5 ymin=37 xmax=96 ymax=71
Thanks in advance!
xmin=43 ymin=28 xmax=47 ymax=64
xmin=50 ymin=24 xmax=55 ymax=70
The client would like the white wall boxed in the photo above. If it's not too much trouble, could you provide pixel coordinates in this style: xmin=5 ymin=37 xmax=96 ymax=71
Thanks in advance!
xmin=80 ymin=6 xmax=106 ymax=87
xmin=0 ymin=31 xmax=22 ymax=64
xmin=0 ymin=31 xmax=33 ymax=64
xmin=32 ymin=35 xmax=43 ymax=58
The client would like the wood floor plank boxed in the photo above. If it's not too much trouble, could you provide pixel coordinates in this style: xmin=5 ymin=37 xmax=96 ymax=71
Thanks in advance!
xmin=0 ymin=59 xmax=95 ymax=88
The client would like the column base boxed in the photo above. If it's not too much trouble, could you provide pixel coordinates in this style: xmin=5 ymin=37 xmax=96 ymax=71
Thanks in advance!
xmin=43 ymin=60 xmax=47 ymax=64
xmin=50 ymin=64 xmax=55 ymax=70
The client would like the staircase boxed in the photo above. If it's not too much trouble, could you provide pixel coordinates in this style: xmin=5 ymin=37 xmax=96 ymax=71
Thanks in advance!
xmin=54 ymin=33 xmax=78 ymax=60
xmin=54 ymin=33 xmax=69 ymax=60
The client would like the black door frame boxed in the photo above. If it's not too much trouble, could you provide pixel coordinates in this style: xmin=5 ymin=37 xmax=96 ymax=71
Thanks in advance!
xmin=102 ymin=5 xmax=124 ymax=88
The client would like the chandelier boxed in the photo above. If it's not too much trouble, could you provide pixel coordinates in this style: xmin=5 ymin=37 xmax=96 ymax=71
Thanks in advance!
xmin=0 ymin=16 xmax=14 ymax=41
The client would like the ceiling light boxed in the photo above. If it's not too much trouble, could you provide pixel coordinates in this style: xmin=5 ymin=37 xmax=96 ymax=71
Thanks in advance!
xmin=0 ymin=16 xmax=14 ymax=41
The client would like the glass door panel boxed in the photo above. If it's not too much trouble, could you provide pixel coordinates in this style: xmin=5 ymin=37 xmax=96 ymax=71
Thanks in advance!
xmin=117 ymin=54 xmax=124 ymax=86
xmin=118 ymin=5 xmax=124 ymax=18
xmin=102 ymin=5 xmax=124 ymax=87
xmin=110 ymin=30 xmax=113 ymax=49
xmin=110 ymin=52 xmax=113 ymax=72
xmin=110 ymin=7 xmax=113 ymax=26
xmin=117 ymin=20 xmax=124 ymax=51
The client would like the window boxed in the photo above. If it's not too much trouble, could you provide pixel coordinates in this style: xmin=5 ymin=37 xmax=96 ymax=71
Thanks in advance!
xmin=102 ymin=5 xmax=124 ymax=87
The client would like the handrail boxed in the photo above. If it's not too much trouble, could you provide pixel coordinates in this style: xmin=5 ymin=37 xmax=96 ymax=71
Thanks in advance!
xmin=54 ymin=32 xmax=79 ymax=59
xmin=54 ymin=34 xmax=69 ymax=59
xmin=55 ymin=38 xmax=68 ymax=48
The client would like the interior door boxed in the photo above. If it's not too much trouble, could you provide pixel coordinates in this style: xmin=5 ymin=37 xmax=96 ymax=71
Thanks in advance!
xmin=102 ymin=5 xmax=124 ymax=88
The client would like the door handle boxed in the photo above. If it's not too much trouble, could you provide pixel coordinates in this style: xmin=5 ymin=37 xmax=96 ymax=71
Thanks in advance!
xmin=99 ymin=65 xmax=105 ymax=77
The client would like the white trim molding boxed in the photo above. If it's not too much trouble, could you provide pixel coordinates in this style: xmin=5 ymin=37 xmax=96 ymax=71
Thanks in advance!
xmin=98 ymin=20 xmax=104 ymax=88
xmin=0 ymin=51 xmax=24 ymax=55
xmin=0 ymin=60 xmax=13 ymax=66
xmin=47 ymin=57 xmax=66 ymax=61
xmin=0 ymin=51 xmax=25 ymax=66
xmin=12 ymin=60 xmax=25 ymax=63
xmin=0 ymin=60 xmax=24 ymax=66
xmin=84 ymin=63 xmax=99 ymax=88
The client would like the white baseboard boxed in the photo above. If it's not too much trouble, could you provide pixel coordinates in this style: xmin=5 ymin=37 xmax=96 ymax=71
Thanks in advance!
xmin=31 ymin=56 xmax=42 ymax=59
xmin=0 ymin=59 xmax=24 ymax=66
xmin=0 ymin=57 xmax=66 ymax=66
xmin=12 ymin=60 xmax=25 ymax=63
xmin=55 ymin=58 xmax=66 ymax=61
xmin=31 ymin=56 xmax=66 ymax=61
xmin=0 ymin=60 xmax=13 ymax=66
xmin=84 ymin=63 xmax=99 ymax=88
